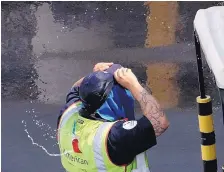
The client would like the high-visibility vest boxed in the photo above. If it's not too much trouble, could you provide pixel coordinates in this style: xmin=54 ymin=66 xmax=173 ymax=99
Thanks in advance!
xmin=58 ymin=101 xmax=150 ymax=172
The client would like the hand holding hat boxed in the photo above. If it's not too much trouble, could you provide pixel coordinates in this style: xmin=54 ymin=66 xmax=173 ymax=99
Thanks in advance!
xmin=114 ymin=67 xmax=140 ymax=91
xmin=93 ymin=62 xmax=114 ymax=72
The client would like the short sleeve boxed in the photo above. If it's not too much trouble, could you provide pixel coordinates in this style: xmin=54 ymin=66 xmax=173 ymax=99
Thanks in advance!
xmin=107 ymin=116 xmax=157 ymax=165
xmin=66 ymin=86 xmax=80 ymax=104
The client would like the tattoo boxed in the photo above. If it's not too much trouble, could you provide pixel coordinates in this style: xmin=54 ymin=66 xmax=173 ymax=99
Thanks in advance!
xmin=140 ymin=83 xmax=152 ymax=95
xmin=139 ymin=89 xmax=167 ymax=136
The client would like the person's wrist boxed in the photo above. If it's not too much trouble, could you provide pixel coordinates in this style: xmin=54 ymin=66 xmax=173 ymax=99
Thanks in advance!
xmin=129 ymin=82 xmax=143 ymax=93
xmin=129 ymin=82 xmax=143 ymax=101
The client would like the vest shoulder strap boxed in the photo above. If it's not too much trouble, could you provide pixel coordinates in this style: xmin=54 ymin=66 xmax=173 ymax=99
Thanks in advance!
xmin=59 ymin=102 xmax=82 ymax=129
xmin=93 ymin=122 xmax=114 ymax=171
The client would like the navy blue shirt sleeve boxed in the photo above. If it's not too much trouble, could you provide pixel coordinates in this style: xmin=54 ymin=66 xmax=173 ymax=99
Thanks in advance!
xmin=107 ymin=116 xmax=157 ymax=166
xmin=66 ymin=86 xmax=80 ymax=104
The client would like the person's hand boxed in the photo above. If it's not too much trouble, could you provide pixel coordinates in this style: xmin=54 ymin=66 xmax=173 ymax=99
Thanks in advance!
xmin=114 ymin=67 xmax=140 ymax=90
xmin=93 ymin=62 xmax=113 ymax=72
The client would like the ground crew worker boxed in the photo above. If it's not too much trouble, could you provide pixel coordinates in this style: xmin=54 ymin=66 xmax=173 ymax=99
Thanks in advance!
xmin=57 ymin=62 xmax=169 ymax=172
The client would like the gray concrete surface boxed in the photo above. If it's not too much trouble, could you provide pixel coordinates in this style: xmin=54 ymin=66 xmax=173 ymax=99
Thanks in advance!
xmin=1 ymin=1 xmax=224 ymax=172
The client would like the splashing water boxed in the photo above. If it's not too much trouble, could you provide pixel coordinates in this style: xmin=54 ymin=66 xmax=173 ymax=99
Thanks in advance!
xmin=24 ymin=128 xmax=62 ymax=156
xmin=26 ymin=109 xmax=58 ymax=142
xmin=22 ymin=110 xmax=73 ymax=156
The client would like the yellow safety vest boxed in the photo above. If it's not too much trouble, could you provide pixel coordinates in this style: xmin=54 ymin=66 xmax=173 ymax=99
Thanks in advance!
xmin=58 ymin=101 xmax=150 ymax=172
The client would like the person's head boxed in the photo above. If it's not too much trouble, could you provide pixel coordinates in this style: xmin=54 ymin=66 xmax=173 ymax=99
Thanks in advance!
xmin=79 ymin=64 xmax=135 ymax=121
xmin=79 ymin=70 xmax=114 ymax=114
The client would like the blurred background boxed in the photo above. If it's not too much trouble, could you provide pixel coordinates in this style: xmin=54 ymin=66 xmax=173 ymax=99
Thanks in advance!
xmin=1 ymin=1 xmax=224 ymax=172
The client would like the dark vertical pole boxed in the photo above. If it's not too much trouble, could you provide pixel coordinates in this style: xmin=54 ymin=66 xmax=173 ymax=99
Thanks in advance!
xmin=194 ymin=31 xmax=206 ymax=99
xmin=194 ymin=30 xmax=217 ymax=172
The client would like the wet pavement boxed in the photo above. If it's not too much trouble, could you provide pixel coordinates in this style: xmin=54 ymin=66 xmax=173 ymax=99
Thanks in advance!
xmin=1 ymin=1 xmax=224 ymax=172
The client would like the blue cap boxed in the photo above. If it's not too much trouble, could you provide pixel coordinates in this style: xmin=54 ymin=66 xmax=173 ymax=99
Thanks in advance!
xmin=79 ymin=64 xmax=122 ymax=112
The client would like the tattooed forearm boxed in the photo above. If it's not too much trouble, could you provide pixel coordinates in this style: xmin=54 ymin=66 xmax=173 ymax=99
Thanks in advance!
xmin=138 ymin=89 xmax=169 ymax=136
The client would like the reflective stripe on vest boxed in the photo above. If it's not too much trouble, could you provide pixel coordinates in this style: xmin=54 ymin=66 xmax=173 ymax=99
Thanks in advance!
xmin=59 ymin=102 xmax=82 ymax=129
xmin=93 ymin=122 xmax=111 ymax=171
xmin=133 ymin=153 xmax=150 ymax=172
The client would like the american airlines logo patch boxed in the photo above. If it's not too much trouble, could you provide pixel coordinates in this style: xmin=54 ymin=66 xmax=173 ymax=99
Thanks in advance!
xmin=122 ymin=121 xmax=137 ymax=130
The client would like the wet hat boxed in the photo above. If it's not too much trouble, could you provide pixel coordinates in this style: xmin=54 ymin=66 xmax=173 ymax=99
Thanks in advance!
xmin=79 ymin=64 xmax=122 ymax=112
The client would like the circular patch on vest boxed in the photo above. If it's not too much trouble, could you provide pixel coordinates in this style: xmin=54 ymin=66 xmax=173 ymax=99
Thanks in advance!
xmin=122 ymin=121 xmax=137 ymax=130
